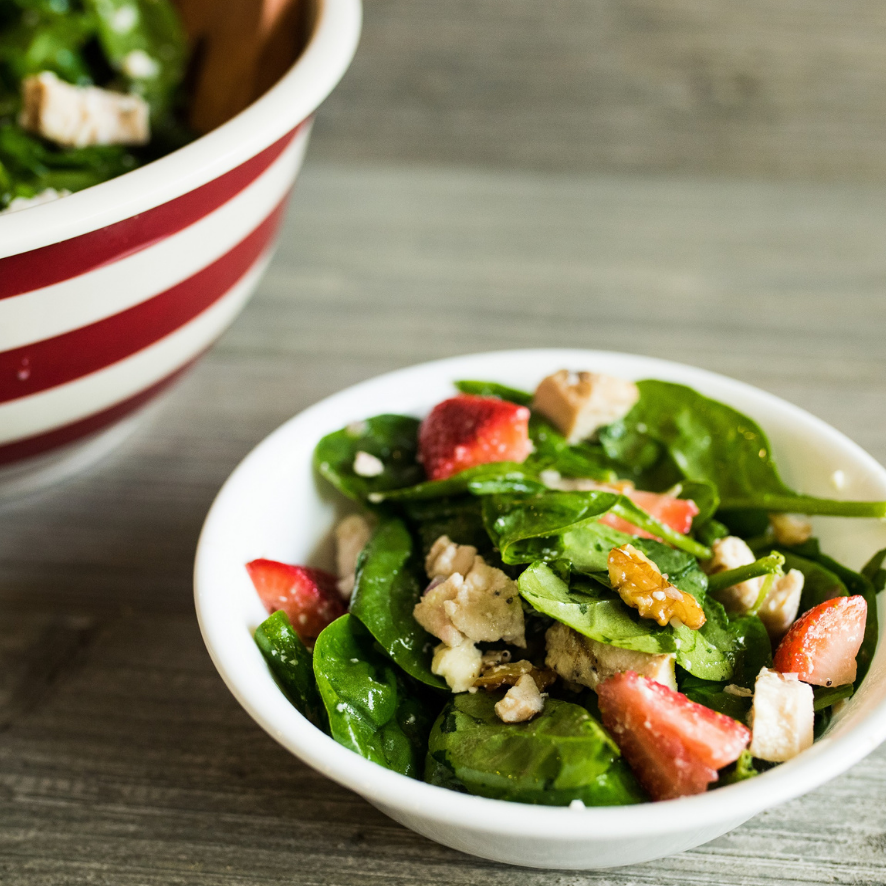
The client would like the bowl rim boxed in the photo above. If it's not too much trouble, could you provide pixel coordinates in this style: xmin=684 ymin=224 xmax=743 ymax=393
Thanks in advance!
xmin=0 ymin=0 xmax=362 ymax=259
xmin=194 ymin=348 xmax=886 ymax=840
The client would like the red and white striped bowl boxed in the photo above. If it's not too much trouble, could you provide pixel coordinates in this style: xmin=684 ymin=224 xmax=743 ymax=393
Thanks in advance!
xmin=0 ymin=0 xmax=361 ymax=497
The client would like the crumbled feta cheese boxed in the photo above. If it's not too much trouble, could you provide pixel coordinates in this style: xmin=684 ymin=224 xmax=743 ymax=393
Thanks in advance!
xmin=532 ymin=369 xmax=640 ymax=444
xmin=334 ymin=513 xmax=373 ymax=599
xmin=831 ymin=470 xmax=846 ymax=491
xmin=569 ymin=799 xmax=586 ymax=810
xmin=2 ymin=187 xmax=70 ymax=214
xmin=352 ymin=450 xmax=384 ymax=477
xmin=758 ymin=569 xmax=804 ymax=641
xmin=122 ymin=49 xmax=160 ymax=80
xmin=345 ymin=421 xmax=367 ymax=437
xmin=545 ymin=621 xmax=677 ymax=691
xmin=723 ymin=684 xmax=754 ymax=698
xmin=749 ymin=667 xmax=814 ymax=762
xmin=494 ymin=674 xmax=545 ymax=723
xmin=769 ymin=513 xmax=813 ymax=547
xmin=704 ymin=535 xmax=764 ymax=613
xmin=20 ymin=71 xmax=149 ymax=147
xmin=425 ymin=535 xmax=478 ymax=580
xmin=431 ymin=641 xmax=482 ymax=693
xmin=414 ymin=578 xmax=465 ymax=647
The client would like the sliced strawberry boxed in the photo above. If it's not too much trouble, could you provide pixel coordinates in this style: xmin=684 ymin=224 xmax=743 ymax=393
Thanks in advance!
xmin=773 ymin=595 xmax=867 ymax=687
xmin=246 ymin=559 xmax=345 ymax=642
xmin=597 ymin=671 xmax=750 ymax=801
xmin=418 ymin=395 xmax=531 ymax=481
xmin=600 ymin=490 xmax=700 ymax=539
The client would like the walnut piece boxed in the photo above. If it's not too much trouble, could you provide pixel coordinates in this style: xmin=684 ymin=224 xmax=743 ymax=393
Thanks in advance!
xmin=608 ymin=543 xmax=706 ymax=629
xmin=532 ymin=370 xmax=640 ymax=444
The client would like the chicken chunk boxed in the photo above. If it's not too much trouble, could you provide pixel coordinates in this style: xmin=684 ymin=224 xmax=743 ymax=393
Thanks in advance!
xmin=769 ymin=513 xmax=813 ymax=547
xmin=425 ymin=535 xmax=478 ymax=580
xmin=495 ymin=674 xmax=545 ymax=723
xmin=704 ymin=535 xmax=765 ymax=613
xmin=20 ymin=71 xmax=149 ymax=147
xmin=532 ymin=370 xmax=639 ymax=444
xmin=444 ymin=558 xmax=526 ymax=646
xmin=432 ymin=641 xmax=482 ymax=693
xmin=748 ymin=667 xmax=814 ymax=762
xmin=545 ymin=621 xmax=677 ymax=691
xmin=334 ymin=514 xmax=373 ymax=599
xmin=758 ymin=569 xmax=804 ymax=642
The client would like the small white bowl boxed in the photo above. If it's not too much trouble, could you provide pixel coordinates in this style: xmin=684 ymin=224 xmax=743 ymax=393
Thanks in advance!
xmin=194 ymin=349 xmax=886 ymax=870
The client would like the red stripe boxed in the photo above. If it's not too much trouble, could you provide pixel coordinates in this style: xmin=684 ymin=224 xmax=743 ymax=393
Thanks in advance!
xmin=0 ymin=357 xmax=202 ymax=467
xmin=0 ymin=122 xmax=304 ymax=301
xmin=0 ymin=197 xmax=288 ymax=405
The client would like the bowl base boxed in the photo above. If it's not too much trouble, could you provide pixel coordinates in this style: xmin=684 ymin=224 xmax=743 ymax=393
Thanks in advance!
xmin=0 ymin=403 xmax=155 ymax=503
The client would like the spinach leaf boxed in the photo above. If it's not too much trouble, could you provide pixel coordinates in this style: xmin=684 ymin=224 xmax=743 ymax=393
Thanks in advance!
xmin=426 ymin=693 xmax=646 ymax=806
xmin=813 ymin=684 xmax=854 ymax=712
xmin=312 ymin=615 xmax=433 ymax=778
xmin=314 ymin=415 xmax=424 ymax=502
xmin=526 ymin=414 xmax=618 ymax=482
xmin=402 ymin=495 xmax=491 ymax=556
xmin=781 ymin=551 xmax=848 ymax=611
xmin=862 ymin=548 xmax=886 ymax=594
xmin=623 ymin=380 xmax=886 ymax=518
xmin=377 ymin=462 xmax=546 ymax=503
xmin=454 ymin=379 xmax=533 ymax=406
xmin=679 ymin=674 xmax=751 ymax=722
xmin=518 ymin=562 xmax=676 ymax=654
xmin=719 ymin=750 xmax=759 ymax=785
xmin=254 ymin=610 xmax=327 ymax=731
xmin=83 ymin=0 xmax=187 ymax=119
xmin=483 ymin=491 xmax=709 ymax=566
xmin=350 ymin=518 xmax=446 ymax=689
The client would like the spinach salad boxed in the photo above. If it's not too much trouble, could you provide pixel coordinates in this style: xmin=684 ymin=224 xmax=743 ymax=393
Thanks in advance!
xmin=249 ymin=370 xmax=886 ymax=805
xmin=0 ymin=0 xmax=189 ymax=211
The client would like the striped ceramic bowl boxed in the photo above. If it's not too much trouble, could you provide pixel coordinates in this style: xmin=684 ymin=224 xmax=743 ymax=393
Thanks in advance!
xmin=0 ymin=0 xmax=361 ymax=497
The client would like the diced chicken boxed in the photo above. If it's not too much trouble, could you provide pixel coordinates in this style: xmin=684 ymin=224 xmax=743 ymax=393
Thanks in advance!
xmin=495 ymin=674 xmax=545 ymax=723
xmin=334 ymin=514 xmax=373 ymax=599
xmin=1 ymin=187 xmax=70 ymax=214
xmin=352 ymin=450 xmax=384 ymax=477
xmin=545 ymin=621 xmax=677 ymax=692
xmin=758 ymin=569 xmax=804 ymax=642
xmin=431 ymin=640 xmax=482 ymax=693
xmin=704 ymin=535 xmax=764 ymax=613
xmin=20 ymin=71 xmax=149 ymax=148
xmin=425 ymin=535 xmax=478 ymax=580
xmin=532 ymin=370 xmax=640 ymax=444
xmin=748 ymin=667 xmax=814 ymax=762
xmin=769 ymin=513 xmax=813 ymax=547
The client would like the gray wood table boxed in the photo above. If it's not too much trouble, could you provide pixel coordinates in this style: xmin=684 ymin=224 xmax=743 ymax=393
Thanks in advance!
xmin=2 ymin=162 xmax=886 ymax=883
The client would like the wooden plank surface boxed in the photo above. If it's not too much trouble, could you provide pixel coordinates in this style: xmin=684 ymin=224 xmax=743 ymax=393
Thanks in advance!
xmin=314 ymin=0 xmax=886 ymax=179
xmin=2 ymin=162 xmax=886 ymax=883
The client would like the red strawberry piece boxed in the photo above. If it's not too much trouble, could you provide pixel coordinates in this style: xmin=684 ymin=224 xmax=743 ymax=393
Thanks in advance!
xmin=418 ymin=395 xmax=531 ymax=481
xmin=773 ymin=595 xmax=867 ymax=687
xmin=246 ymin=559 xmax=345 ymax=642
xmin=597 ymin=671 xmax=751 ymax=801
xmin=600 ymin=490 xmax=700 ymax=539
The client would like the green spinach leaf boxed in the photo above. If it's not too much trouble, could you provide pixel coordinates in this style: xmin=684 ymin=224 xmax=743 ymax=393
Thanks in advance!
xmin=377 ymin=461 xmax=546 ymax=503
xmin=622 ymin=380 xmax=886 ymax=517
xmin=454 ymin=379 xmax=533 ymax=406
xmin=426 ymin=693 xmax=646 ymax=806
xmin=314 ymin=415 xmax=424 ymax=502
xmin=518 ymin=561 xmax=676 ymax=654
xmin=313 ymin=615 xmax=433 ymax=778
xmin=254 ymin=610 xmax=327 ymax=730
xmin=350 ymin=518 xmax=446 ymax=689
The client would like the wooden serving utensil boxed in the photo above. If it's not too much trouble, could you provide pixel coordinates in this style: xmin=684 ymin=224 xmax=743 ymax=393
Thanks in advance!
xmin=175 ymin=0 xmax=314 ymax=135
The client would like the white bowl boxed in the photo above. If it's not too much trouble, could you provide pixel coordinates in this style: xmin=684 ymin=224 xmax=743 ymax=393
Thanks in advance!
xmin=194 ymin=349 xmax=886 ymax=870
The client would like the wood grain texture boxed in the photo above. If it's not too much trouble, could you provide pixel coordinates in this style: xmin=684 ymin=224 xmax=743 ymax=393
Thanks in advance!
xmin=313 ymin=0 xmax=886 ymax=180
xmin=1 ymin=163 xmax=886 ymax=882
